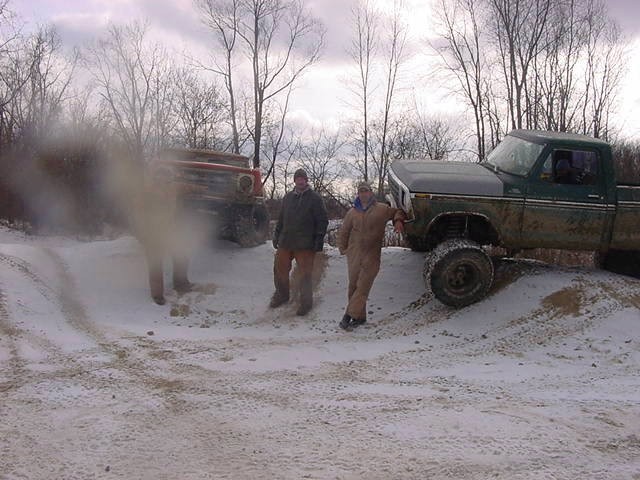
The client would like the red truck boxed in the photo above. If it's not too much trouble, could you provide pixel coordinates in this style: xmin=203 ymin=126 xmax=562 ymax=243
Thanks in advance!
xmin=159 ymin=148 xmax=269 ymax=247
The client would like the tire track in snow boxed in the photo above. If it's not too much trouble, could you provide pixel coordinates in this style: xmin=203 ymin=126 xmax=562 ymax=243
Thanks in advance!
xmin=153 ymin=263 xmax=639 ymax=425
xmin=294 ymin=267 xmax=640 ymax=431
xmin=2 ymin=248 xmax=289 ymax=419
xmin=0 ymin=254 xmax=71 ymax=391
xmin=3 ymin=243 xmax=638 ymax=479
xmin=0 ymin=287 xmax=27 ymax=393
xmin=366 ymin=268 xmax=640 ymax=374
xmin=0 ymin=249 xmax=200 ymax=404
xmin=40 ymin=248 xmax=203 ymax=402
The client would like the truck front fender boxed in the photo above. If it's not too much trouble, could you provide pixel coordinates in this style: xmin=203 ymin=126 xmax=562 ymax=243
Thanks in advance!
xmin=425 ymin=212 xmax=501 ymax=246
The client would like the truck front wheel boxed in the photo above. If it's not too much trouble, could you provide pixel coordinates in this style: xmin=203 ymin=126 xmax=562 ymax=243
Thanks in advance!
xmin=425 ymin=239 xmax=494 ymax=307
xmin=235 ymin=205 xmax=269 ymax=248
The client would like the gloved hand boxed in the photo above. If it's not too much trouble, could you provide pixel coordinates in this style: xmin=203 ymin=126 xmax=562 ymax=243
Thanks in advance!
xmin=313 ymin=235 xmax=324 ymax=252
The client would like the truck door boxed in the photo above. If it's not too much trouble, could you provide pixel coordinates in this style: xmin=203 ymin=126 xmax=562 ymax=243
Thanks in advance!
xmin=521 ymin=147 xmax=610 ymax=250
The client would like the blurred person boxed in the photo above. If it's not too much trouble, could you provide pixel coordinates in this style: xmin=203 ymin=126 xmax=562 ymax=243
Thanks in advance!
xmin=270 ymin=168 xmax=328 ymax=316
xmin=337 ymin=182 xmax=406 ymax=330
xmin=133 ymin=162 xmax=200 ymax=305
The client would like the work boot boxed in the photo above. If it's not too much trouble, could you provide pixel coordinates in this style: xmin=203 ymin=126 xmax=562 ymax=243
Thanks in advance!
xmin=269 ymin=292 xmax=289 ymax=308
xmin=350 ymin=317 xmax=367 ymax=327
xmin=174 ymin=280 xmax=194 ymax=294
xmin=152 ymin=295 xmax=166 ymax=306
xmin=296 ymin=301 xmax=312 ymax=316
xmin=339 ymin=314 xmax=352 ymax=330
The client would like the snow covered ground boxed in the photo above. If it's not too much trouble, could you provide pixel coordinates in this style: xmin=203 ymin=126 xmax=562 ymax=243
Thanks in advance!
xmin=0 ymin=225 xmax=639 ymax=479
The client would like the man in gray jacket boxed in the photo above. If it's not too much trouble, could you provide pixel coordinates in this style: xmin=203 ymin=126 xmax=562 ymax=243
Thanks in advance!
xmin=270 ymin=169 xmax=328 ymax=316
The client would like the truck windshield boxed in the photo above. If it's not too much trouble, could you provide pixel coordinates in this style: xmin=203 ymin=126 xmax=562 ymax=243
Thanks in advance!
xmin=483 ymin=135 xmax=545 ymax=177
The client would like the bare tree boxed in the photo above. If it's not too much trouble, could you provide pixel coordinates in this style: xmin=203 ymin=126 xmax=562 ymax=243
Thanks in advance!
xmin=173 ymin=69 xmax=228 ymax=149
xmin=22 ymin=26 xmax=77 ymax=140
xmin=347 ymin=0 xmax=378 ymax=181
xmin=195 ymin=0 xmax=242 ymax=153
xmin=516 ymin=0 xmax=625 ymax=138
xmin=432 ymin=0 xmax=625 ymax=157
xmin=64 ymin=84 xmax=113 ymax=148
xmin=489 ymin=0 xmax=554 ymax=130
xmin=415 ymin=113 xmax=461 ymax=161
xmin=531 ymin=1 xmax=579 ymax=132
xmin=298 ymin=127 xmax=347 ymax=194
xmin=0 ymin=23 xmax=78 ymax=151
xmin=0 ymin=2 xmax=31 ymax=149
xmin=581 ymin=0 xmax=624 ymax=139
xmin=274 ymin=142 xmax=296 ymax=192
xmin=612 ymin=139 xmax=640 ymax=185
xmin=148 ymin=61 xmax=178 ymax=154
xmin=196 ymin=0 xmax=324 ymax=169
xmin=371 ymin=0 xmax=408 ymax=193
xmin=297 ymin=126 xmax=350 ymax=210
xmin=263 ymin=136 xmax=296 ymax=199
xmin=432 ymin=0 xmax=490 ymax=160
xmin=260 ymin=84 xmax=295 ymax=199
xmin=85 ymin=21 xmax=170 ymax=159
xmin=381 ymin=111 xmax=421 ymax=161
xmin=237 ymin=0 xmax=325 ymax=168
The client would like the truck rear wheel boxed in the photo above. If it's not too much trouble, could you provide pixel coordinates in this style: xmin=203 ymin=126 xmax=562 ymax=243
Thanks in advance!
xmin=599 ymin=249 xmax=640 ymax=279
xmin=425 ymin=239 xmax=494 ymax=307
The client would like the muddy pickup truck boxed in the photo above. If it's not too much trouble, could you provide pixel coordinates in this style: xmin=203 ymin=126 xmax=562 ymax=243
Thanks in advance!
xmin=159 ymin=148 xmax=269 ymax=247
xmin=387 ymin=129 xmax=640 ymax=307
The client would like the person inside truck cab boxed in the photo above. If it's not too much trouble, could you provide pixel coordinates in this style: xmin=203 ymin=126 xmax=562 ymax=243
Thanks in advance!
xmin=553 ymin=151 xmax=577 ymax=185
xmin=554 ymin=157 xmax=574 ymax=184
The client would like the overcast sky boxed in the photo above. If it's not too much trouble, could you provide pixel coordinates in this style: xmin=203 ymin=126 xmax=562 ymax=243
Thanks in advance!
xmin=11 ymin=0 xmax=640 ymax=139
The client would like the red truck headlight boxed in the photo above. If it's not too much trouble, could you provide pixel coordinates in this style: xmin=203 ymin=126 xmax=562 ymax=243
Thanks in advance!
xmin=238 ymin=174 xmax=253 ymax=194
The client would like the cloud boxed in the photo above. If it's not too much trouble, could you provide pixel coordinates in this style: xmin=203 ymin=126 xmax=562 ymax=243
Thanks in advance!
xmin=607 ymin=0 xmax=640 ymax=36
xmin=15 ymin=0 xmax=209 ymax=54
xmin=49 ymin=12 xmax=112 ymax=48
xmin=10 ymin=0 xmax=640 ymax=142
xmin=137 ymin=0 xmax=209 ymax=47
xmin=307 ymin=0 xmax=358 ymax=63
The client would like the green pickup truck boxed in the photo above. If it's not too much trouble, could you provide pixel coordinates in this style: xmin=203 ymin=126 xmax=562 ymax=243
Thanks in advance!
xmin=387 ymin=129 xmax=640 ymax=307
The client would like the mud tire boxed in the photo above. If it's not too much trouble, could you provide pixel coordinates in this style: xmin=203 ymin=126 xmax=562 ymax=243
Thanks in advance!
xmin=425 ymin=239 xmax=494 ymax=308
xmin=234 ymin=205 xmax=269 ymax=248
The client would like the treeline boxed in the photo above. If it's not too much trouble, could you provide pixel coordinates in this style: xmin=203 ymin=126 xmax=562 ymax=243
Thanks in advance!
xmin=433 ymin=0 xmax=628 ymax=157
xmin=0 ymin=0 xmax=638 ymax=235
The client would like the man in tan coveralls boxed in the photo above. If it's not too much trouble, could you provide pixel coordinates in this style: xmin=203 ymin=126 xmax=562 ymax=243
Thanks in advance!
xmin=337 ymin=182 xmax=405 ymax=330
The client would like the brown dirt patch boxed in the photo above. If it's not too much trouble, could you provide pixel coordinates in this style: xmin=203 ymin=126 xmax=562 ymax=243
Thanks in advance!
xmin=541 ymin=286 xmax=583 ymax=317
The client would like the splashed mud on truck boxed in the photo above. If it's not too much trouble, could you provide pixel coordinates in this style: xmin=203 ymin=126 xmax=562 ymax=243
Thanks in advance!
xmin=388 ymin=129 xmax=640 ymax=307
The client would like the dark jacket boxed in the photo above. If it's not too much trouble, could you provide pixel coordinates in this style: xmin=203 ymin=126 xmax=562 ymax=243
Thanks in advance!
xmin=274 ymin=187 xmax=328 ymax=251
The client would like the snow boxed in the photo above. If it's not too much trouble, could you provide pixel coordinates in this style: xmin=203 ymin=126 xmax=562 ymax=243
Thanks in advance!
xmin=0 ymin=224 xmax=639 ymax=479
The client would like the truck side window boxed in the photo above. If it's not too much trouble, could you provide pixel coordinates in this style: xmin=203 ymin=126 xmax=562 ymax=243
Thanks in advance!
xmin=541 ymin=149 xmax=599 ymax=186
xmin=570 ymin=150 xmax=598 ymax=185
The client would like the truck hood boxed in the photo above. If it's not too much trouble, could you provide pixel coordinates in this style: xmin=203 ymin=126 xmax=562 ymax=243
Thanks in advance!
xmin=391 ymin=161 xmax=504 ymax=196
